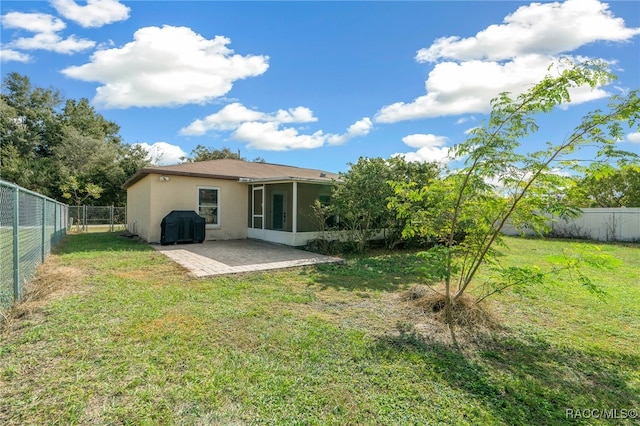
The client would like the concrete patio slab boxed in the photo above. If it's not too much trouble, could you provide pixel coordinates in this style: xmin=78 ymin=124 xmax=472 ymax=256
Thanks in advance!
xmin=153 ymin=239 xmax=342 ymax=277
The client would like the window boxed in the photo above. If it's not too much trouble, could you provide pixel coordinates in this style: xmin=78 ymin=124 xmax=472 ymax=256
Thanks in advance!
xmin=197 ymin=187 xmax=219 ymax=227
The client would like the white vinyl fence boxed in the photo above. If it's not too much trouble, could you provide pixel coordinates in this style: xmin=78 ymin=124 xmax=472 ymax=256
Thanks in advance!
xmin=503 ymin=208 xmax=640 ymax=242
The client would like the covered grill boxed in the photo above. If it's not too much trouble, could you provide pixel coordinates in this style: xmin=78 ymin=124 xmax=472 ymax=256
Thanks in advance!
xmin=160 ymin=210 xmax=206 ymax=245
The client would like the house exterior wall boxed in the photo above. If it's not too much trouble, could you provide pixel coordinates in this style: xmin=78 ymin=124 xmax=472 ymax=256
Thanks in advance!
xmin=126 ymin=175 xmax=152 ymax=242
xmin=127 ymin=174 xmax=248 ymax=243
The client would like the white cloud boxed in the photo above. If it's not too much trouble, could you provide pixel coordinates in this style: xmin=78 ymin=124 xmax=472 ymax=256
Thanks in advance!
xmin=1 ymin=12 xmax=66 ymax=33
xmin=134 ymin=142 xmax=186 ymax=166
xmin=455 ymin=116 xmax=475 ymax=125
xmin=626 ymin=132 xmax=640 ymax=144
xmin=402 ymin=134 xmax=448 ymax=149
xmin=274 ymin=107 xmax=318 ymax=124
xmin=375 ymin=55 xmax=610 ymax=123
xmin=62 ymin=25 xmax=269 ymax=108
xmin=233 ymin=122 xmax=327 ymax=151
xmin=375 ymin=0 xmax=639 ymax=124
xmin=1 ymin=11 xmax=95 ymax=55
xmin=416 ymin=0 xmax=640 ymax=63
xmin=327 ymin=117 xmax=373 ymax=145
xmin=51 ymin=0 xmax=130 ymax=28
xmin=394 ymin=133 xmax=451 ymax=163
xmin=180 ymin=103 xmax=316 ymax=135
xmin=0 ymin=49 xmax=32 ymax=63
xmin=10 ymin=32 xmax=96 ymax=54
xmin=181 ymin=102 xmax=371 ymax=151
xmin=232 ymin=115 xmax=372 ymax=150
xmin=558 ymin=84 xmax=610 ymax=110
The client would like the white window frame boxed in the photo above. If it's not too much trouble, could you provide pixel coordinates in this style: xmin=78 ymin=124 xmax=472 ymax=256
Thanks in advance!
xmin=196 ymin=186 xmax=221 ymax=229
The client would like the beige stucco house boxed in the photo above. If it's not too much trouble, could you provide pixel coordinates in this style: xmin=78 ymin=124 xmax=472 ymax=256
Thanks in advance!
xmin=122 ymin=159 xmax=338 ymax=246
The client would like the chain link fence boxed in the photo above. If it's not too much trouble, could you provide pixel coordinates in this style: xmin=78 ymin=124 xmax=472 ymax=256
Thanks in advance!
xmin=67 ymin=205 xmax=126 ymax=232
xmin=1 ymin=179 xmax=68 ymax=313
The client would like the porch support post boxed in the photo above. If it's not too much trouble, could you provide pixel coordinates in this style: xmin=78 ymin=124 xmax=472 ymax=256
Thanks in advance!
xmin=292 ymin=181 xmax=298 ymax=234
xmin=261 ymin=186 xmax=265 ymax=230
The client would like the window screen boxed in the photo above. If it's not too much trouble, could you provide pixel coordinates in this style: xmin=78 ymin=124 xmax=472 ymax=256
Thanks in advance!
xmin=198 ymin=188 xmax=219 ymax=225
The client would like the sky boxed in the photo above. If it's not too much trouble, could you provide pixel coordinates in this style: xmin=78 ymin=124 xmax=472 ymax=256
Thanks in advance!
xmin=1 ymin=0 xmax=639 ymax=173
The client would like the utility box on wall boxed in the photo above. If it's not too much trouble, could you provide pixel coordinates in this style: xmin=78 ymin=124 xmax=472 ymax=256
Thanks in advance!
xmin=160 ymin=210 xmax=206 ymax=245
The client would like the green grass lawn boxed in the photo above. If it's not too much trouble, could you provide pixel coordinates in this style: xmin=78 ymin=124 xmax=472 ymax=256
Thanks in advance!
xmin=1 ymin=233 xmax=638 ymax=425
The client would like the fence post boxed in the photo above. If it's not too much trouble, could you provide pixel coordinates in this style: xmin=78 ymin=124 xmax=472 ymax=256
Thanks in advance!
xmin=83 ymin=204 xmax=87 ymax=232
xmin=54 ymin=202 xmax=58 ymax=243
xmin=41 ymin=199 xmax=47 ymax=262
xmin=12 ymin=186 xmax=20 ymax=301
xmin=110 ymin=205 xmax=114 ymax=232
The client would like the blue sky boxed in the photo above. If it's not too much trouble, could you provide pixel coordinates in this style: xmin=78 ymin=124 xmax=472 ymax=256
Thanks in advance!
xmin=1 ymin=0 xmax=639 ymax=173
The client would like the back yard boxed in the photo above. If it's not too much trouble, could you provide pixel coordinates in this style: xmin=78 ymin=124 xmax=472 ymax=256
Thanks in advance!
xmin=1 ymin=233 xmax=639 ymax=425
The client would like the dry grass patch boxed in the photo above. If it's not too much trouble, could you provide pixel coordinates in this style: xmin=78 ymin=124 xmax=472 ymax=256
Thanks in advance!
xmin=111 ymin=261 xmax=191 ymax=282
xmin=135 ymin=313 xmax=206 ymax=339
xmin=2 ymin=255 xmax=88 ymax=333
xmin=305 ymin=266 xmax=501 ymax=347
xmin=401 ymin=284 xmax=495 ymax=326
xmin=396 ymin=284 xmax=503 ymax=347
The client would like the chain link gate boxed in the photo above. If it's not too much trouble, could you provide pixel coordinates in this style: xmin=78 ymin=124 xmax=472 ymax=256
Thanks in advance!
xmin=67 ymin=205 xmax=127 ymax=232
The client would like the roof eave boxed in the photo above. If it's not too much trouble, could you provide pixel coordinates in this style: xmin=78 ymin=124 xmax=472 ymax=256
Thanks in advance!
xmin=238 ymin=176 xmax=339 ymax=184
xmin=121 ymin=168 xmax=242 ymax=189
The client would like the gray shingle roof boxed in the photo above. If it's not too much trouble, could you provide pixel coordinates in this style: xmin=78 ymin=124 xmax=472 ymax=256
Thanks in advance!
xmin=122 ymin=159 xmax=339 ymax=188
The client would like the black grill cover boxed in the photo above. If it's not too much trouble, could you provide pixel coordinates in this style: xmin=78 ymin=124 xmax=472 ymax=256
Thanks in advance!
xmin=160 ymin=210 xmax=206 ymax=245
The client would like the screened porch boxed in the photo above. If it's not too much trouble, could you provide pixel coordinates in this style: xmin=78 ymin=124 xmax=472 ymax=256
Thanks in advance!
xmin=245 ymin=179 xmax=333 ymax=246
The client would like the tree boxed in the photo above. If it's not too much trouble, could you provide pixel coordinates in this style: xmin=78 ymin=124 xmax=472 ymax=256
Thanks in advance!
xmin=0 ymin=73 xmax=63 ymax=193
xmin=0 ymin=73 xmax=147 ymax=205
xmin=182 ymin=145 xmax=267 ymax=163
xmin=331 ymin=156 xmax=440 ymax=252
xmin=0 ymin=72 xmax=63 ymax=159
xmin=53 ymin=127 xmax=118 ymax=204
xmin=54 ymin=98 xmax=127 ymax=204
xmin=389 ymin=61 xmax=639 ymax=325
xmin=112 ymin=144 xmax=154 ymax=204
xmin=61 ymin=176 xmax=103 ymax=231
xmin=182 ymin=145 xmax=244 ymax=162
xmin=60 ymin=98 xmax=121 ymax=145
xmin=567 ymin=163 xmax=640 ymax=207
